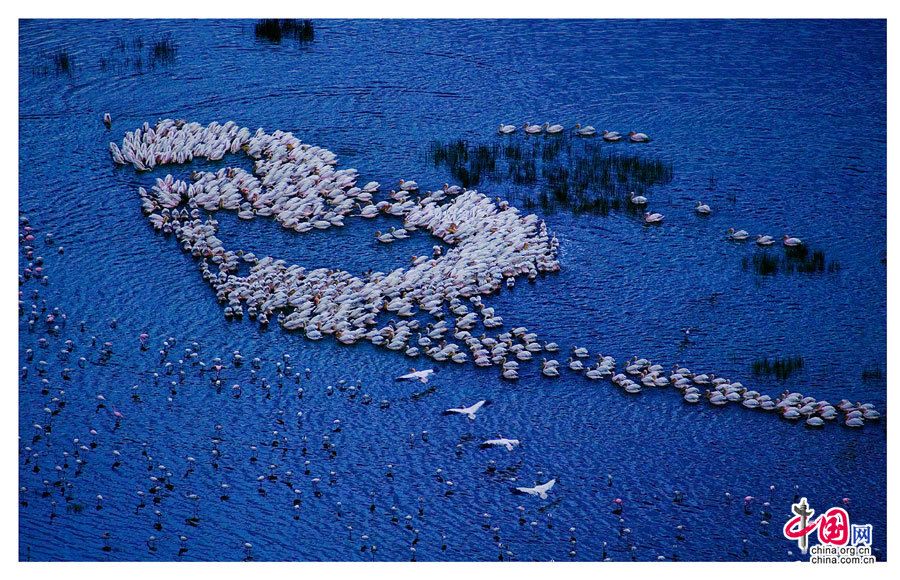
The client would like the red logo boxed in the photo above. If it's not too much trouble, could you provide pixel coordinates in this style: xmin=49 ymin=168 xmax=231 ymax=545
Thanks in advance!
xmin=783 ymin=498 xmax=850 ymax=553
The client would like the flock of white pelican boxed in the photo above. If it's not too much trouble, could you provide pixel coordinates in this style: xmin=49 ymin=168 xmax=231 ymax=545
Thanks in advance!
xmin=726 ymin=228 xmax=803 ymax=247
xmin=498 ymin=122 xmax=650 ymax=142
xmin=109 ymin=119 xmax=878 ymax=430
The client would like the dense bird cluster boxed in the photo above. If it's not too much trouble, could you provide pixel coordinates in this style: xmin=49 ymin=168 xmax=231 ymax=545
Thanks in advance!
xmin=112 ymin=119 xmax=560 ymax=370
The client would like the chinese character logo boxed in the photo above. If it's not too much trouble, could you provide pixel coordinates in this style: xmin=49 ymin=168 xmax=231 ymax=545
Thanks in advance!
xmin=784 ymin=497 xmax=817 ymax=554
xmin=783 ymin=498 xmax=868 ymax=553
xmin=851 ymin=524 xmax=873 ymax=547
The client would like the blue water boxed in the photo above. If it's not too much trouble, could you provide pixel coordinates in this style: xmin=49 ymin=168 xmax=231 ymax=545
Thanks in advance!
xmin=19 ymin=19 xmax=886 ymax=561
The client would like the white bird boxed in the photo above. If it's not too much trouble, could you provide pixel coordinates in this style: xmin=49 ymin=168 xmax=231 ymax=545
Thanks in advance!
xmin=756 ymin=235 xmax=775 ymax=246
xmin=727 ymin=228 xmax=749 ymax=241
xmin=644 ymin=212 xmax=664 ymax=224
xmin=103 ymin=112 xmax=112 ymax=128
xmin=523 ymin=123 xmax=542 ymax=134
xmin=481 ymin=437 xmax=520 ymax=451
xmin=513 ymin=478 xmax=556 ymax=499
xmin=574 ymin=123 xmax=596 ymax=136
xmin=543 ymin=123 xmax=564 ymax=134
xmin=783 ymin=235 xmax=803 ymax=247
xmin=397 ymin=368 xmax=434 ymax=383
xmin=498 ymin=124 xmax=516 ymax=134
xmin=443 ymin=400 xmax=487 ymax=420
xmin=630 ymin=192 xmax=647 ymax=205
xmin=398 ymin=179 xmax=418 ymax=191
xmin=602 ymin=130 xmax=622 ymax=142
xmin=695 ymin=201 xmax=711 ymax=215
xmin=629 ymin=131 xmax=650 ymax=142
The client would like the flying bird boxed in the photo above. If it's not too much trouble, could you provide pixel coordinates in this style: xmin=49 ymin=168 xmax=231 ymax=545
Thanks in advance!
xmin=512 ymin=478 xmax=557 ymax=499
xmin=443 ymin=400 xmax=488 ymax=420
xmin=480 ymin=437 xmax=520 ymax=451
xmin=397 ymin=368 xmax=434 ymax=383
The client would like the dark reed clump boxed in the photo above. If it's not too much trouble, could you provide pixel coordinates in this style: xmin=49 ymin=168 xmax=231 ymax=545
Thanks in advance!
xmin=150 ymin=37 xmax=177 ymax=65
xmin=429 ymin=140 xmax=501 ymax=188
xmin=255 ymin=19 xmax=315 ymax=43
xmin=751 ymin=355 xmax=804 ymax=380
xmin=52 ymin=48 xmax=72 ymax=74
xmin=861 ymin=367 xmax=884 ymax=382
xmin=429 ymin=134 xmax=673 ymax=216
xmin=743 ymin=246 xmax=840 ymax=276
xmin=743 ymin=252 xmax=780 ymax=275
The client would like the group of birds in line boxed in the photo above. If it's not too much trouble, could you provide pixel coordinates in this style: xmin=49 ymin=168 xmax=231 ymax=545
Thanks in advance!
xmin=726 ymin=228 xmax=803 ymax=247
xmin=402 ymin=343 xmax=880 ymax=429
xmin=498 ymin=122 xmax=650 ymax=142
xmin=635 ymin=199 xmax=808 ymax=247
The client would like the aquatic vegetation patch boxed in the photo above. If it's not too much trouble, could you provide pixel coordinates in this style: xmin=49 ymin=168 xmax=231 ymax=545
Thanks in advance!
xmin=429 ymin=137 xmax=673 ymax=216
xmin=52 ymin=48 xmax=72 ymax=73
xmin=254 ymin=19 xmax=315 ymax=43
xmin=150 ymin=37 xmax=177 ymax=66
xmin=751 ymin=355 xmax=804 ymax=380
xmin=861 ymin=366 xmax=884 ymax=381
xmin=742 ymin=245 xmax=840 ymax=276
xmin=31 ymin=47 xmax=77 ymax=76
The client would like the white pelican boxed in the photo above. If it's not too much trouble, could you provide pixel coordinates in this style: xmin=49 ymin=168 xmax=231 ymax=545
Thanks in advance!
xmin=543 ymin=123 xmax=564 ymax=134
xmin=783 ymin=235 xmax=803 ymax=247
xmin=756 ymin=235 xmax=775 ymax=246
xmin=727 ymin=228 xmax=749 ymax=241
xmin=398 ymin=179 xmax=418 ymax=191
xmin=512 ymin=478 xmax=556 ymax=499
xmin=574 ymin=123 xmax=596 ymax=136
xmin=629 ymin=131 xmax=651 ymax=142
xmin=695 ymin=201 xmax=711 ymax=215
xmin=397 ymin=368 xmax=434 ymax=383
xmin=644 ymin=212 xmax=664 ymax=224
xmin=481 ymin=438 xmax=520 ymax=451
xmin=523 ymin=123 xmax=542 ymax=134
xmin=443 ymin=400 xmax=487 ymax=420
xmin=602 ymin=130 xmax=622 ymax=142
xmin=498 ymin=124 xmax=516 ymax=134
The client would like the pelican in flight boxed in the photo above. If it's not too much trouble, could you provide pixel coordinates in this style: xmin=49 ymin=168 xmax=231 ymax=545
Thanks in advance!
xmin=443 ymin=400 xmax=488 ymax=420
xmin=481 ymin=437 xmax=520 ymax=451
xmin=397 ymin=368 xmax=434 ymax=383
xmin=512 ymin=478 xmax=556 ymax=499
